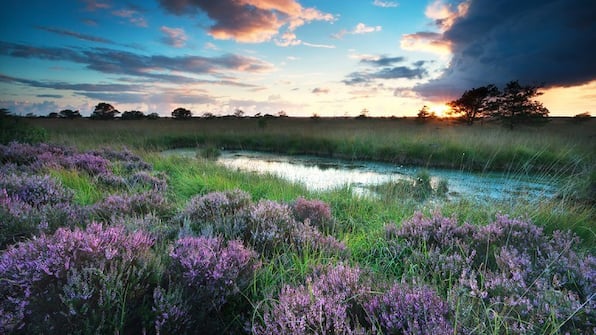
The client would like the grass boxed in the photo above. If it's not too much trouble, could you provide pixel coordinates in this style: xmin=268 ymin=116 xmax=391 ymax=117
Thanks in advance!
xmin=7 ymin=116 xmax=595 ymax=333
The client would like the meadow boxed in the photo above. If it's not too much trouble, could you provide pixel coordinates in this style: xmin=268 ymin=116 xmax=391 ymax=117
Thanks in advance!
xmin=1 ymin=117 xmax=594 ymax=334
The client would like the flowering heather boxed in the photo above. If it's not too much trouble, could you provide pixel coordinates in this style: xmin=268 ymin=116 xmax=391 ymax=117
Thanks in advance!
xmin=365 ymin=283 xmax=453 ymax=335
xmin=0 ymin=173 xmax=73 ymax=207
xmin=0 ymin=223 xmax=154 ymax=333
xmin=291 ymin=197 xmax=334 ymax=232
xmin=91 ymin=147 xmax=152 ymax=171
xmin=167 ymin=236 xmax=259 ymax=331
xmin=176 ymin=190 xmax=251 ymax=239
xmin=152 ymin=286 xmax=192 ymax=335
xmin=390 ymin=212 xmax=595 ymax=333
xmin=256 ymin=263 xmax=370 ymax=335
xmin=91 ymin=191 xmax=172 ymax=221
xmin=63 ymin=152 xmax=112 ymax=175
xmin=127 ymin=171 xmax=168 ymax=192
xmin=247 ymin=200 xmax=296 ymax=254
xmin=0 ymin=189 xmax=83 ymax=248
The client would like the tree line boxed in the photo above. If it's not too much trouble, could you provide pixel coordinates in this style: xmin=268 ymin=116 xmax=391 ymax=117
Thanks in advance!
xmin=418 ymin=80 xmax=553 ymax=129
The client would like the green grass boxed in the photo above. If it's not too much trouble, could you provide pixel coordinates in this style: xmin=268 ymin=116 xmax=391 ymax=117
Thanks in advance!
xmin=49 ymin=169 xmax=103 ymax=205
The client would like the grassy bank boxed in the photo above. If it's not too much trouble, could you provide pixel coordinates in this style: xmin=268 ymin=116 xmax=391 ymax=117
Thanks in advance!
xmin=29 ymin=117 xmax=595 ymax=175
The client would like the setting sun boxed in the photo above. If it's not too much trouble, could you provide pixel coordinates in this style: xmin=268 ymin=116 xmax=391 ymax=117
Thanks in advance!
xmin=429 ymin=104 xmax=452 ymax=118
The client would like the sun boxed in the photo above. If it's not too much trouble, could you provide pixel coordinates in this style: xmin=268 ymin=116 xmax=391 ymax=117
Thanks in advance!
xmin=429 ymin=104 xmax=452 ymax=118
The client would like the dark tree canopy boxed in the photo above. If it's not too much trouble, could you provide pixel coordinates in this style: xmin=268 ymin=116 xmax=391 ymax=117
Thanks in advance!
xmin=91 ymin=103 xmax=120 ymax=120
xmin=147 ymin=112 xmax=160 ymax=120
xmin=172 ymin=107 xmax=192 ymax=119
xmin=416 ymin=105 xmax=435 ymax=121
xmin=490 ymin=81 xmax=549 ymax=129
xmin=448 ymin=84 xmax=498 ymax=125
xmin=121 ymin=110 xmax=145 ymax=120
xmin=59 ymin=109 xmax=82 ymax=119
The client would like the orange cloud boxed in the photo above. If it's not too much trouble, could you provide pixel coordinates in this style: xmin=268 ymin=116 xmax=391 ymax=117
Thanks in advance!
xmin=400 ymin=32 xmax=451 ymax=55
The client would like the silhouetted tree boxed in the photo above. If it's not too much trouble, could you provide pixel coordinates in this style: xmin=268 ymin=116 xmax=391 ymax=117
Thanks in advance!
xmin=490 ymin=81 xmax=549 ymax=129
xmin=277 ymin=110 xmax=288 ymax=117
xmin=416 ymin=105 xmax=435 ymax=121
xmin=172 ymin=107 xmax=192 ymax=119
xmin=202 ymin=112 xmax=215 ymax=119
xmin=448 ymin=84 xmax=499 ymax=125
xmin=233 ymin=109 xmax=245 ymax=118
xmin=91 ymin=103 xmax=119 ymax=120
xmin=48 ymin=112 xmax=59 ymax=118
xmin=121 ymin=110 xmax=145 ymax=120
xmin=59 ymin=109 xmax=82 ymax=119
xmin=147 ymin=112 xmax=160 ymax=120
xmin=573 ymin=112 xmax=591 ymax=122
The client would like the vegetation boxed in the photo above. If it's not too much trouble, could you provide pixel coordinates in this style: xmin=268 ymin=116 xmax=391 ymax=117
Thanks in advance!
xmin=0 ymin=114 xmax=594 ymax=334
xmin=90 ymin=102 xmax=120 ymax=120
xmin=172 ymin=107 xmax=192 ymax=119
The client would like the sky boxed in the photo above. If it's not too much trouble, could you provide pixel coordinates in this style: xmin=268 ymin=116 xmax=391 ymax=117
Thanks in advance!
xmin=0 ymin=0 xmax=595 ymax=117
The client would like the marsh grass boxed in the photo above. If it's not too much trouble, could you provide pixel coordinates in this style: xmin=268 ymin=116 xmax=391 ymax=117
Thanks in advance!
xmin=7 ymin=117 xmax=593 ymax=333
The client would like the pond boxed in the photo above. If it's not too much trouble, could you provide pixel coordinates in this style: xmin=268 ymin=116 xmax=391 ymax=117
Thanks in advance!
xmin=164 ymin=149 xmax=558 ymax=203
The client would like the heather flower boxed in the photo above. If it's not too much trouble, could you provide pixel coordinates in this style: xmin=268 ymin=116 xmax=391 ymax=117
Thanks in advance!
xmin=91 ymin=191 xmax=172 ymax=220
xmin=176 ymin=190 xmax=251 ymax=240
xmin=127 ymin=171 xmax=168 ymax=192
xmin=0 ymin=223 xmax=154 ymax=333
xmin=365 ymin=283 xmax=453 ymax=335
xmin=256 ymin=263 xmax=370 ymax=335
xmin=63 ymin=152 xmax=112 ymax=175
xmin=291 ymin=197 xmax=334 ymax=232
xmin=0 ymin=173 xmax=73 ymax=207
xmin=247 ymin=200 xmax=296 ymax=255
xmin=166 ymin=236 xmax=259 ymax=331
xmin=152 ymin=286 xmax=192 ymax=335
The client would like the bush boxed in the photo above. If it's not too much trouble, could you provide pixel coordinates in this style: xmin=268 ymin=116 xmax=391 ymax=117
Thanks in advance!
xmin=0 ymin=224 xmax=155 ymax=334
xmin=91 ymin=191 xmax=172 ymax=221
xmin=291 ymin=197 xmax=334 ymax=233
xmin=388 ymin=212 xmax=595 ymax=333
xmin=165 ymin=236 xmax=260 ymax=332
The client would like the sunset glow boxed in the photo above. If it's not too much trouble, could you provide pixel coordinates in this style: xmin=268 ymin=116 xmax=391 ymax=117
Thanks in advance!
xmin=0 ymin=0 xmax=594 ymax=117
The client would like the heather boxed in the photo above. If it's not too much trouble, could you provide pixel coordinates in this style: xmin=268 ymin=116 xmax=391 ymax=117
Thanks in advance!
xmin=1 ymin=140 xmax=594 ymax=334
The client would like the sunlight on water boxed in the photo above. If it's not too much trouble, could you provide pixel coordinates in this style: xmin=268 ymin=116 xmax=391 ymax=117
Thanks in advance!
xmin=164 ymin=149 xmax=558 ymax=202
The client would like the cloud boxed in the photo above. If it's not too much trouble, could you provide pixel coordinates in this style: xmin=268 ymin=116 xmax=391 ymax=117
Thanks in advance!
xmin=312 ymin=87 xmax=330 ymax=94
xmin=36 ymin=26 xmax=119 ymax=45
xmin=160 ymin=26 xmax=188 ymax=47
xmin=372 ymin=0 xmax=399 ymax=8
xmin=413 ymin=0 xmax=596 ymax=100
xmin=302 ymin=42 xmax=336 ymax=49
xmin=400 ymin=32 xmax=451 ymax=55
xmin=158 ymin=0 xmax=334 ymax=43
xmin=112 ymin=8 xmax=148 ymax=27
xmin=333 ymin=23 xmax=382 ymax=39
xmin=0 ymin=100 xmax=60 ymax=116
xmin=360 ymin=56 xmax=405 ymax=67
xmin=0 ymin=41 xmax=274 ymax=84
xmin=81 ymin=0 xmax=110 ymax=11
xmin=36 ymin=94 xmax=63 ymax=98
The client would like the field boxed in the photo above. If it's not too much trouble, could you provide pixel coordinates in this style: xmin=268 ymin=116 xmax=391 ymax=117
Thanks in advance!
xmin=2 ymin=117 xmax=595 ymax=334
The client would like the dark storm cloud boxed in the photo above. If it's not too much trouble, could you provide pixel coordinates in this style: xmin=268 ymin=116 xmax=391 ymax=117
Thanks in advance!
xmin=343 ymin=65 xmax=428 ymax=85
xmin=414 ymin=0 xmax=596 ymax=100
xmin=36 ymin=94 xmax=63 ymax=98
xmin=0 ymin=73 xmax=144 ymax=92
xmin=0 ymin=41 xmax=274 ymax=84
xmin=360 ymin=56 xmax=405 ymax=67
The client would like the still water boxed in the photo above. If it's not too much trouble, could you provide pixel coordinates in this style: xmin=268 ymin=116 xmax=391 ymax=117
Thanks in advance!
xmin=165 ymin=149 xmax=558 ymax=202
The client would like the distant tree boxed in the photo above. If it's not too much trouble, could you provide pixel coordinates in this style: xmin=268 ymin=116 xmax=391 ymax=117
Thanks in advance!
xmin=147 ymin=112 xmax=160 ymax=120
xmin=202 ymin=112 xmax=215 ymax=119
xmin=277 ymin=110 xmax=288 ymax=118
xmin=90 ymin=103 xmax=119 ymax=120
xmin=416 ymin=105 xmax=435 ymax=121
xmin=573 ymin=112 xmax=591 ymax=122
xmin=172 ymin=107 xmax=192 ymax=119
xmin=489 ymin=81 xmax=549 ymax=129
xmin=448 ymin=84 xmax=499 ymax=125
xmin=233 ymin=109 xmax=245 ymax=118
xmin=121 ymin=110 xmax=145 ymax=120
xmin=356 ymin=108 xmax=369 ymax=119
xmin=59 ymin=109 xmax=82 ymax=119
xmin=48 ymin=112 xmax=59 ymax=118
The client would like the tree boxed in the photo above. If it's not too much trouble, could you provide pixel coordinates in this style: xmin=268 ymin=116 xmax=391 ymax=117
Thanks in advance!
xmin=172 ymin=107 xmax=192 ymax=119
xmin=277 ymin=110 xmax=288 ymax=118
xmin=233 ymin=109 xmax=245 ymax=118
xmin=147 ymin=112 xmax=160 ymax=120
xmin=91 ymin=103 xmax=119 ymax=120
xmin=48 ymin=112 xmax=59 ymax=118
xmin=416 ymin=105 xmax=435 ymax=121
xmin=59 ymin=109 xmax=82 ymax=119
xmin=448 ymin=84 xmax=498 ymax=125
xmin=121 ymin=110 xmax=145 ymax=120
xmin=490 ymin=81 xmax=549 ymax=129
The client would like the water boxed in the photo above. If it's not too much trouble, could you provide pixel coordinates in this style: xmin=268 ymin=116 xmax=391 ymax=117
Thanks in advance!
xmin=164 ymin=149 xmax=558 ymax=202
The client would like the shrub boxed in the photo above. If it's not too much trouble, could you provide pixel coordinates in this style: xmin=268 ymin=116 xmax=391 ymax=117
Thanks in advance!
xmin=176 ymin=190 xmax=251 ymax=240
xmin=389 ymin=212 xmax=595 ymax=333
xmin=365 ymin=283 xmax=453 ymax=335
xmin=0 ymin=223 xmax=155 ymax=334
xmin=291 ymin=197 xmax=334 ymax=232
xmin=256 ymin=263 xmax=370 ymax=335
xmin=166 ymin=236 xmax=259 ymax=331
xmin=91 ymin=191 xmax=172 ymax=221
xmin=0 ymin=173 xmax=73 ymax=207
xmin=247 ymin=200 xmax=297 ymax=255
